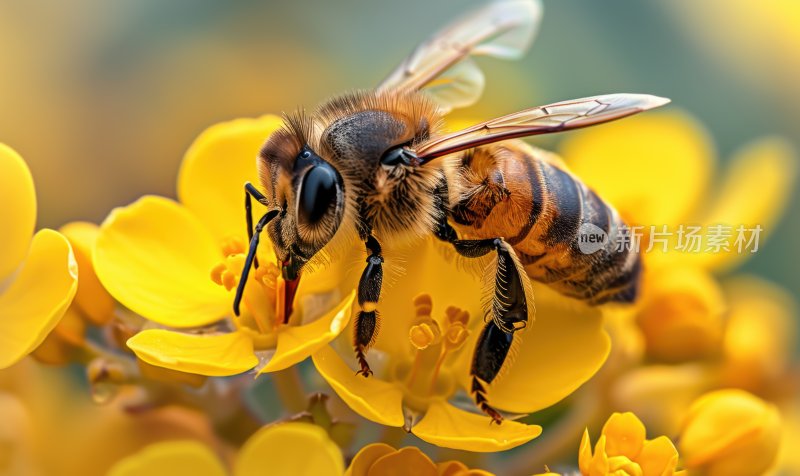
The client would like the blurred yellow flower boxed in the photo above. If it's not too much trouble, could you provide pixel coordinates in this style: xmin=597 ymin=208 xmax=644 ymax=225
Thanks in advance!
xmin=679 ymin=389 xmax=782 ymax=476
xmin=579 ymin=412 xmax=685 ymax=476
xmin=32 ymin=221 xmax=116 ymax=365
xmin=562 ymin=111 xmax=797 ymax=363
xmin=94 ymin=116 xmax=355 ymax=376
xmin=345 ymin=443 xmax=494 ymax=476
xmin=107 ymin=422 xmax=343 ymax=476
xmin=635 ymin=266 xmax=725 ymax=363
xmin=0 ymin=143 xmax=78 ymax=369
xmin=313 ymin=239 xmax=610 ymax=452
xmin=609 ymin=275 xmax=798 ymax=437
xmin=1 ymin=359 xmax=220 ymax=475
xmin=720 ymin=276 xmax=797 ymax=394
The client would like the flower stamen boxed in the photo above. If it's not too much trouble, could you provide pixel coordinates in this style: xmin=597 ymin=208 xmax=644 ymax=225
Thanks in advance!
xmin=209 ymin=237 xmax=280 ymax=334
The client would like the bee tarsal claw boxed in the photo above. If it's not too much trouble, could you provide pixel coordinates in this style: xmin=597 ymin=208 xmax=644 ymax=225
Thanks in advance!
xmin=485 ymin=406 xmax=504 ymax=425
xmin=355 ymin=346 xmax=373 ymax=378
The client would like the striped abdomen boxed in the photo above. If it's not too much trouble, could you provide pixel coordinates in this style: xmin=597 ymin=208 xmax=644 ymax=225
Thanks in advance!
xmin=450 ymin=140 xmax=641 ymax=305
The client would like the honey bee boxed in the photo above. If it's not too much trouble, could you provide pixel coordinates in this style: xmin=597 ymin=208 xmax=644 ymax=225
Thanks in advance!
xmin=235 ymin=0 xmax=669 ymax=423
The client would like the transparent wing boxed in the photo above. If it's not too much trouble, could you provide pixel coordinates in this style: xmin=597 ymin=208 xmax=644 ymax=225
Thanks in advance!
xmin=378 ymin=0 xmax=542 ymax=113
xmin=415 ymin=94 xmax=671 ymax=161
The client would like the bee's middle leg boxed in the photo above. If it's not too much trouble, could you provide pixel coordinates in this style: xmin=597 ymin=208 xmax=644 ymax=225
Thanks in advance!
xmin=354 ymin=235 xmax=383 ymax=377
xmin=435 ymin=221 xmax=531 ymax=423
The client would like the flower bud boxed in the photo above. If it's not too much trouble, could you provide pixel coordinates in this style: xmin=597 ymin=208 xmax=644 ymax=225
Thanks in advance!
xmin=679 ymin=389 xmax=781 ymax=476
xmin=579 ymin=412 xmax=685 ymax=476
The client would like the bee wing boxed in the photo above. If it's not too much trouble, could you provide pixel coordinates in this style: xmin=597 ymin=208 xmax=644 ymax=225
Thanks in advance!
xmin=415 ymin=93 xmax=671 ymax=161
xmin=377 ymin=0 xmax=542 ymax=113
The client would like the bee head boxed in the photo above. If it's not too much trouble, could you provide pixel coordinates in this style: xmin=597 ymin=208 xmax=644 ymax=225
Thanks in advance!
xmin=258 ymin=114 xmax=345 ymax=280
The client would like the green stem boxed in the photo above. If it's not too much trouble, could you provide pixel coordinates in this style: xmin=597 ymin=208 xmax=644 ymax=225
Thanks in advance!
xmin=272 ymin=367 xmax=307 ymax=414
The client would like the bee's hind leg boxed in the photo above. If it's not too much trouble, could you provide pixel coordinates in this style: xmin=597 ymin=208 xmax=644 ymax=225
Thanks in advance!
xmin=354 ymin=235 xmax=384 ymax=377
xmin=435 ymin=220 xmax=531 ymax=423
xmin=471 ymin=321 xmax=517 ymax=425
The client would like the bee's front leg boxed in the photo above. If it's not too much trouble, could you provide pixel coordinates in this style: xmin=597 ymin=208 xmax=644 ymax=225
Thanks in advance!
xmin=435 ymin=220 xmax=532 ymax=424
xmin=354 ymin=235 xmax=383 ymax=377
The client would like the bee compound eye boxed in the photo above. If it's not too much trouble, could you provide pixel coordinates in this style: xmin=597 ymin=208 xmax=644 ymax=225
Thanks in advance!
xmin=298 ymin=165 xmax=338 ymax=224
xmin=380 ymin=146 xmax=417 ymax=166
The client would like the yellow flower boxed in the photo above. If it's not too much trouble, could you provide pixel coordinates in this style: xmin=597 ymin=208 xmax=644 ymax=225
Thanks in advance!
xmin=0 ymin=143 xmax=78 ymax=369
xmin=1 ymin=359 xmax=219 ymax=475
xmin=94 ymin=116 xmax=355 ymax=376
xmin=679 ymin=389 xmax=782 ymax=476
xmin=720 ymin=276 xmax=797 ymax=393
xmin=561 ymin=111 xmax=796 ymax=363
xmin=313 ymin=239 xmax=610 ymax=452
xmin=107 ymin=422 xmax=344 ymax=476
xmin=609 ymin=275 xmax=797 ymax=437
xmin=345 ymin=443 xmax=494 ymax=476
xmin=31 ymin=221 xmax=116 ymax=365
xmin=579 ymin=412 xmax=685 ymax=476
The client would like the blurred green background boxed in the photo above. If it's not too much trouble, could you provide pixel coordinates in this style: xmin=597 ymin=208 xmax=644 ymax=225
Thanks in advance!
xmin=1 ymin=0 xmax=797 ymax=300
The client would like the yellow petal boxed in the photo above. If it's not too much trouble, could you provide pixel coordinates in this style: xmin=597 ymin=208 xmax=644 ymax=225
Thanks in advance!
xmin=95 ymin=196 xmax=229 ymax=327
xmin=691 ymin=137 xmax=797 ymax=271
xmin=0 ymin=143 xmax=36 ymax=283
xmin=561 ymin=111 xmax=714 ymax=227
xmin=235 ymin=422 xmax=344 ymax=476
xmin=437 ymin=461 xmax=469 ymax=476
xmin=607 ymin=456 xmax=643 ymax=476
xmin=259 ymin=291 xmax=354 ymax=373
xmin=455 ymin=286 xmax=610 ymax=414
xmin=590 ymin=435 xmax=610 ymax=476
xmin=579 ymin=428 xmax=593 ymax=476
xmin=127 ymin=329 xmax=258 ymax=376
xmin=411 ymin=401 xmax=542 ymax=452
xmin=367 ymin=447 xmax=438 ymax=476
xmin=601 ymin=412 xmax=646 ymax=459
xmin=637 ymin=436 xmax=679 ymax=476
xmin=0 ymin=229 xmax=78 ymax=369
xmin=178 ymin=115 xmax=284 ymax=242
xmin=372 ymin=239 xmax=483 ymax=358
xmin=311 ymin=346 xmax=405 ymax=427
xmin=59 ymin=221 xmax=115 ymax=325
xmin=107 ymin=440 xmax=226 ymax=476
xmin=345 ymin=443 xmax=396 ymax=476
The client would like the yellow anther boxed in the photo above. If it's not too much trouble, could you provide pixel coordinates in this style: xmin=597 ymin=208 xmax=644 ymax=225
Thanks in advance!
xmin=221 ymin=236 xmax=246 ymax=256
xmin=443 ymin=322 xmax=469 ymax=350
xmin=413 ymin=293 xmax=433 ymax=317
xmin=221 ymin=270 xmax=238 ymax=291
xmin=445 ymin=306 xmax=470 ymax=325
xmin=409 ymin=322 xmax=441 ymax=350
xmin=255 ymin=262 xmax=279 ymax=288
xmin=210 ymin=262 xmax=227 ymax=286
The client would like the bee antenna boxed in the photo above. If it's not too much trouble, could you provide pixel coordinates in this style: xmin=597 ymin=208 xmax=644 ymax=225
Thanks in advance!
xmin=233 ymin=209 xmax=280 ymax=317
